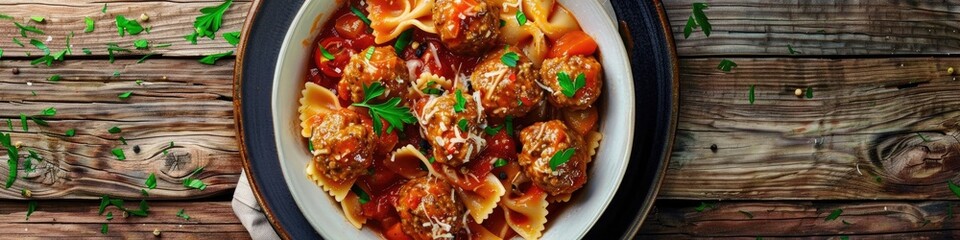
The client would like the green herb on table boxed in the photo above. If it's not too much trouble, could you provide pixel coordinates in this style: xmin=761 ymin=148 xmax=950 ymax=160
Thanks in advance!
xmin=516 ymin=10 xmax=527 ymax=26
xmin=0 ymin=132 xmax=19 ymax=188
xmin=29 ymin=116 xmax=48 ymax=127
xmin=102 ymin=3 xmax=108 ymax=13
xmin=394 ymin=29 xmax=413 ymax=55
xmin=694 ymin=202 xmax=714 ymax=212
xmin=186 ymin=0 xmax=234 ymax=44
xmin=13 ymin=38 xmax=24 ymax=47
xmin=351 ymin=83 xmax=417 ymax=136
xmin=0 ymin=48 xmax=3 ymax=60
xmin=176 ymin=209 xmax=190 ymax=220
xmin=133 ymin=39 xmax=149 ymax=49
xmin=0 ymin=14 xmax=11 ymax=20
xmin=842 ymin=220 xmax=853 ymax=225
xmin=557 ymin=72 xmax=586 ymax=98
xmin=126 ymin=200 xmax=149 ymax=217
xmin=111 ymin=148 xmax=125 ymax=160
xmin=199 ymin=50 xmax=233 ymax=65
xmin=183 ymin=178 xmax=206 ymax=190
xmin=30 ymin=16 xmax=43 ymax=23
xmin=748 ymin=85 xmax=755 ymax=104
xmin=839 ymin=236 xmax=849 ymax=240
xmin=106 ymin=212 xmax=113 ymax=220
xmin=5 ymin=119 xmax=10 ymax=131
xmin=805 ymin=86 xmax=813 ymax=99
xmin=84 ymin=17 xmax=95 ymax=33
xmin=141 ymin=189 xmax=149 ymax=196
xmin=682 ymin=3 xmax=711 ymax=39
xmin=107 ymin=43 xmax=131 ymax=64
xmin=136 ymin=80 xmax=144 ymax=86
xmin=14 ymin=22 xmax=44 ymax=37
xmin=549 ymin=148 xmax=575 ymax=171
xmin=788 ymin=45 xmax=801 ymax=54
xmin=65 ymin=129 xmax=76 ymax=137
xmin=917 ymin=133 xmax=931 ymax=142
xmin=82 ymin=48 xmax=92 ymax=55
xmin=113 ymin=71 xmax=121 ymax=77
xmin=352 ymin=185 xmax=371 ymax=204
xmin=824 ymin=208 xmax=842 ymax=222
xmin=154 ymin=43 xmax=172 ymax=48
xmin=137 ymin=53 xmax=158 ymax=64
xmin=30 ymin=39 xmax=50 ymax=55
xmin=108 ymin=126 xmax=121 ymax=134
xmin=739 ymin=210 xmax=753 ymax=219
xmin=40 ymin=107 xmax=56 ymax=116
xmin=350 ymin=5 xmax=371 ymax=26
xmin=223 ymin=31 xmax=241 ymax=46
xmin=145 ymin=173 xmax=157 ymax=190
xmin=114 ymin=15 xmax=144 ymax=36
xmin=65 ymin=31 xmax=74 ymax=54
xmin=501 ymin=51 xmax=519 ymax=67
xmin=25 ymin=201 xmax=36 ymax=220
xmin=454 ymin=89 xmax=467 ymax=113
xmin=948 ymin=181 xmax=960 ymax=199
xmin=118 ymin=91 xmax=133 ymax=99
xmin=100 ymin=223 xmax=108 ymax=234
xmin=51 ymin=49 xmax=67 ymax=61
xmin=717 ymin=59 xmax=737 ymax=72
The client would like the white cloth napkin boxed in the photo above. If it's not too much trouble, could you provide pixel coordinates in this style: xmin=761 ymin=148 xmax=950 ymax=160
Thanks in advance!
xmin=230 ymin=2 xmax=618 ymax=239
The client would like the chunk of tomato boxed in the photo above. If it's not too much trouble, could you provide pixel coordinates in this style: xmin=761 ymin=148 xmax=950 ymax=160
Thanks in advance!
xmin=314 ymin=37 xmax=354 ymax=78
xmin=549 ymin=30 xmax=598 ymax=58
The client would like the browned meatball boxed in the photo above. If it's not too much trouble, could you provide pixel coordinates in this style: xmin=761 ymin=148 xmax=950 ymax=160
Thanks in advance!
xmin=309 ymin=109 xmax=376 ymax=182
xmin=433 ymin=0 xmax=500 ymax=55
xmin=394 ymin=176 xmax=465 ymax=240
xmin=539 ymin=55 xmax=603 ymax=110
xmin=339 ymin=46 xmax=410 ymax=104
xmin=517 ymin=120 xmax=588 ymax=196
xmin=419 ymin=90 xmax=487 ymax=167
xmin=471 ymin=46 xmax=543 ymax=118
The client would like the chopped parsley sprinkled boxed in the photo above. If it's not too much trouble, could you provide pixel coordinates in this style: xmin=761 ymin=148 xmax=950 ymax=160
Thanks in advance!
xmin=183 ymin=178 xmax=206 ymax=190
xmin=682 ymin=3 xmax=711 ymax=39
xmin=12 ymin=38 xmax=24 ymax=47
xmin=350 ymin=5 xmax=371 ymax=26
xmin=364 ymin=46 xmax=375 ymax=60
xmin=949 ymin=181 xmax=960 ymax=199
xmin=107 ymin=43 xmax=131 ymax=64
xmin=118 ymin=91 xmax=133 ymax=99
xmin=114 ymin=15 xmax=144 ymax=36
xmin=145 ymin=173 xmax=157 ymax=190
xmin=515 ymin=10 xmax=527 ymax=26
xmin=505 ymin=116 xmax=514 ymax=136
xmin=84 ymin=17 xmax=95 ymax=33
xmin=108 ymin=126 xmax=121 ymax=134
xmin=493 ymin=158 xmax=508 ymax=168
xmin=199 ymin=50 xmax=233 ymax=65
xmin=14 ymin=22 xmax=44 ymax=37
xmin=318 ymin=44 xmax=335 ymax=61
xmin=501 ymin=51 xmax=519 ymax=67
xmin=20 ymin=113 xmax=27 ymax=131
xmin=484 ymin=125 xmax=503 ymax=135
xmin=137 ymin=53 xmax=157 ymax=64
xmin=48 ymin=74 xmax=60 ymax=82
xmin=454 ymin=89 xmax=467 ymax=113
xmin=30 ymin=16 xmax=43 ymax=23
xmin=176 ymin=209 xmax=190 ymax=220
xmin=788 ymin=45 xmax=801 ymax=54
xmin=102 ymin=3 xmax=108 ymax=13
xmin=717 ymin=59 xmax=737 ymax=72
xmin=748 ymin=85 xmax=755 ymax=104
xmin=824 ymin=208 xmax=842 ymax=222
xmin=352 ymin=185 xmax=371 ymax=204
xmin=41 ymin=107 xmax=56 ymax=116
xmin=133 ymin=39 xmax=149 ymax=49
xmin=111 ymin=148 xmax=126 ymax=161
xmin=557 ymin=72 xmax=586 ymax=98
xmin=352 ymin=83 xmax=417 ymax=135
xmin=106 ymin=212 xmax=113 ymax=220
xmin=394 ymin=29 xmax=413 ymax=55
xmin=30 ymin=39 xmax=50 ymax=55
xmin=457 ymin=119 xmax=468 ymax=132
xmin=694 ymin=202 xmax=714 ymax=212
xmin=186 ymin=0 xmax=233 ymax=44
xmin=223 ymin=31 xmax=241 ymax=46
xmin=100 ymin=223 xmax=108 ymax=234
xmin=82 ymin=48 xmax=92 ymax=55
xmin=65 ymin=129 xmax=76 ymax=137
xmin=548 ymin=148 xmax=575 ymax=171
xmin=0 ymin=132 xmax=19 ymax=188
xmin=805 ymin=87 xmax=813 ymax=99
xmin=26 ymin=201 xmax=36 ymax=220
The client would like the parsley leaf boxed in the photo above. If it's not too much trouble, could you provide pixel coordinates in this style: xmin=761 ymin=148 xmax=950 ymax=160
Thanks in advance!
xmin=108 ymin=126 xmax=121 ymax=134
xmin=102 ymin=3 xmax=108 ymax=13
xmin=133 ymin=39 xmax=149 ymax=49
xmin=26 ymin=201 xmax=36 ymax=220
xmin=824 ymin=208 xmax=842 ymax=222
xmin=457 ymin=119 xmax=468 ymax=132
xmin=106 ymin=43 xmax=131 ymax=64
xmin=100 ymin=223 xmax=108 ymax=234
xmin=137 ymin=53 xmax=158 ymax=64
xmin=114 ymin=15 xmax=144 ymax=36
xmin=82 ymin=48 xmax=92 ymax=55
xmin=949 ymin=181 xmax=960 ymax=199
xmin=352 ymin=185 xmax=371 ymax=204
xmin=364 ymin=46 xmax=374 ymax=60
xmin=65 ymin=129 xmax=76 ymax=137
xmin=20 ymin=114 xmax=27 ymax=131
xmin=717 ymin=59 xmax=737 ymax=72
xmin=118 ymin=91 xmax=133 ymax=99
xmin=183 ymin=178 xmax=206 ymax=190
xmin=454 ymin=89 xmax=467 ymax=113
xmin=0 ymin=14 xmax=11 ymax=20
xmin=788 ymin=45 xmax=801 ymax=54
xmin=48 ymin=74 xmax=61 ymax=82
xmin=557 ymin=72 xmax=586 ymax=97
xmin=318 ymin=44 xmax=335 ymax=60
xmin=351 ymin=83 xmax=417 ymax=136
xmin=41 ymin=107 xmax=56 ymax=116
xmin=805 ymin=86 xmax=813 ymax=99
xmin=748 ymin=85 xmax=755 ymax=104
xmin=694 ymin=202 xmax=714 ymax=212
xmin=350 ymin=5 xmax=371 ymax=26
xmin=145 ymin=173 xmax=157 ymax=190
xmin=394 ymin=29 xmax=413 ymax=55
xmin=187 ymin=0 xmax=233 ymax=43
xmin=484 ymin=125 xmax=503 ymax=135
xmin=176 ymin=209 xmax=190 ymax=220
xmin=493 ymin=158 xmax=507 ymax=168
xmin=516 ymin=10 xmax=527 ymax=26
xmin=549 ymin=148 xmax=575 ymax=171
xmin=84 ymin=17 xmax=95 ymax=33
xmin=692 ymin=3 xmax=711 ymax=37
xmin=111 ymin=148 xmax=126 ymax=161
xmin=29 ymin=39 xmax=49 ymax=55
xmin=14 ymin=22 xmax=44 ymax=37
xmin=501 ymin=51 xmax=519 ymax=67
xmin=106 ymin=211 xmax=114 ymax=220
xmin=223 ymin=31 xmax=241 ymax=46
xmin=199 ymin=50 xmax=233 ymax=65
xmin=505 ymin=116 xmax=514 ymax=137
xmin=0 ymin=132 xmax=19 ymax=188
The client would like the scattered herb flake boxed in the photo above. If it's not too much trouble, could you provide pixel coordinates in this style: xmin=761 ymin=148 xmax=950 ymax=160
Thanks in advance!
xmin=949 ymin=181 xmax=960 ymax=199
xmin=457 ymin=119 xmax=468 ymax=132
xmin=133 ymin=39 xmax=149 ymax=49
xmin=118 ymin=91 xmax=133 ymax=99
xmin=13 ymin=38 xmax=24 ymax=47
xmin=84 ymin=17 xmax=95 ymax=33
xmin=505 ymin=116 xmax=514 ymax=136
xmin=788 ymin=45 xmax=801 ymax=54
xmin=350 ymin=5 xmax=371 ymax=26
xmin=30 ymin=39 xmax=50 ymax=55
xmin=30 ymin=16 xmax=43 ymax=23
xmin=691 ymin=3 xmax=711 ymax=37
xmin=351 ymin=83 xmax=417 ymax=136
xmin=557 ymin=72 xmax=586 ymax=97
xmin=739 ymin=210 xmax=754 ymax=219
xmin=748 ymin=85 xmax=755 ymax=104
xmin=364 ymin=46 xmax=374 ymax=60
xmin=839 ymin=236 xmax=849 ymax=240
xmin=111 ymin=148 xmax=126 ymax=161
xmin=14 ymin=22 xmax=44 ymax=37
xmin=108 ymin=126 xmax=121 ymax=134
xmin=41 ymin=107 xmax=56 ymax=116
xmin=223 ymin=31 xmax=241 ymax=46
xmin=82 ymin=48 xmax=92 ymax=55
xmin=394 ymin=29 xmax=413 ymax=55
xmin=189 ymin=0 xmax=234 ymax=41
xmin=154 ymin=43 xmax=172 ymax=48
xmin=106 ymin=43 xmax=131 ymax=64
xmin=66 ymin=31 xmax=74 ymax=54
xmin=0 ymin=132 xmax=18 ymax=188
xmin=694 ymin=202 xmax=714 ymax=212
xmin=501 ymin=51 xmax=519 ymax=67
xmin=516 ymin=10 xmax=527 ymax=26
xmin=454 ymin=89 xmax=467 ymax=113
xmin=493 ymin=158 xmax=507 ymax=168
xmin=145 ymin=173 xmax=157 ymax=190
xmin=101 ymin=223 xmax=108 ymax=234
xmin=106 ymin=211 xmax=113 ymax=220
xmin=48 ymin=74 xmax=60 ymax=82
xmin=102 ymin=3 xmax=108 ymax=13
xmin=198 ymin=50 xmax=233 ymax=65
xmin=141 ymin=189 xmax=149 ymax=196
xmin=182 ymin=178 xmax=206 ymax=190
xmin=352 ymin=185 xmax=371 ymax=204
xmin=176 ymin=209 xmax=190 ymax=220
xmin=29 ymin=116 xmax=48 ymax=127
xmin=825 ymin=208 xmax=842 ymax=222
xmin=65 ymin=129 xmax=76 ymax=137
xmin=114 ymin=15 xmax=144 ymax=36
xmin=137 ymin=53 xmax=157 ymax=64
xmin=26 ymin=201 xmax=36 ymax=220
xmin=0 ymin=14 xmax=11 ymax=20
xmin=318 ymin=44 xmax=334 ymax=60
xmin=548 ymin=148 xmax=575 ymax=171
xmin=20 ymin=113 xmax=27 ymax=131
xmin=484 ymin=125 xmax=503 ymax=135
xmin=717 ymin=59 xmax=737 ymax=72
xmin=805 ymin=86 xmax=813 ymax=99
xmin=6 ymin=119 xmax=12 ymax=131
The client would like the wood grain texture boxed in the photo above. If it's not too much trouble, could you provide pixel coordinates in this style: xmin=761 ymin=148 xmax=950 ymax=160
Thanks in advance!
xmin=0 ymin=1 xmax=249 ymax=57
xmin=664 ymin=0 xmax=960 ymax=56
xmin=0 ymin=200 xmax=249 ymax=239
xmin=661 ymin=57 xmax=960 ymax=200
xmin=0 ymin=59 xmax=239 ymax=200
xmin=639 ymin=200 xmax=960 ymax=239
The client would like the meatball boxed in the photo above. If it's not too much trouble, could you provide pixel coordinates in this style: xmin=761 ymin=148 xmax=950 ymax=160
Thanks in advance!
xmin=339 ymin=46 xmax=410 ymax=104
xmin=309 ymin=109 xmax=376 ymax=182
xmin=433 ymin=0 xmax=500 ymax=55
xmin=539 ymin=55 xmax=603 ymax=110
xmin=419 ymin=90 xmax=487 ymax=167
xmin=517 ymin=120 xmax=588 ymax=196
xmin=471 ymin=46 xmax=543 ymax=118
xmin=394 ymin=176 xmax=465 ymax=240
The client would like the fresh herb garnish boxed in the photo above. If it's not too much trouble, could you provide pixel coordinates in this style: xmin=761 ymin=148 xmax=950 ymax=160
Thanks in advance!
xmin=14 ymin=22 xmax=44 ymax=37
xmin=493 ymin=158 xmax=507 ymax=168
xmin=394 ymin=29 xmax=413 ymax=55
xmin=682 ymin=3 xmax=711 ymax=39
xmin=41 ymin=107 xmax=56 ymax=116
xmin=739 ymin=210 xmax=753 ymax=219
xmin=154 ymin=43 xmax=172 ymax=48
xmin=108 ymin=126 xmax=121 ymax=134
xmin=352 ymin=186 xmax=371 ymax=204
xmin=918 ymin=133 xmax=931 ymax=142
xmin=114 ymin=15 xmax=144 ymax=36
xmin=505 ymin=116 xmax=514 ymax=136
xmin=82 ymin=48 xmax=92 ymax=55
xmin=30 ymin=16 xmax=43 ymax=23
xmin=484 ymin=125 xmax=503 ymax=135
xmin=842 ymin=220 xmax=853 ymax=225
xmin=176 ymin=209 xmax=190 ymax=220
xmin=223 ymin=31 xmax=241 ymax=46
xmin=65 ymin=129 xmax=76 ymax=137
xmin=20 ymin=114 xmax=27 ymax=131
xmin=12 ymin=38 xmax=24 ymax=47
xmin=457 ymin=119 xmax=468 ymax=132
xmin=0 ymin=14 xmax=11 ymax=20
xmin=65 ymin=31 xmax=74 ymax=54
xmin=48 ymin=74 xmax=60 ymax=82
xmin=145 ymin=173 xmax=157 ymax=190
xmin=118 ymin=136 xmax=127 ymax=145
xmin=717 ymin=59 xmax=737 ymax=72
xmin=26 ymin=201 xmax=36 ymax=220
xmin=748 ymin=85 xmax=755 ymax=104
xmin=102 ymin=3 xmax=108 ymax=13
xmin=351 ymin=83 xmax=417 ymax=136
xmin=111 ymin=148 xmax=125 ymax=160
xmin=549 ymin=148 xmax=575 ymax=171
xmin=557 ymin=72 xmax=586 ymax=98
xmin=454 ymin=89 xmax=467 ymax=113
xmin=364 ymin=46 xmax=374 ymax=60
xmin=183 ymin=178 xmax=207 ymax=190
xmin=100 ymin=223 xmax=108 ymax=234
xmin=499 ymin=19 xmax=506 ymax=27
xmin=318 ymin=44 xmax=335 ymax=60
xmin=949 ymin=181 xmax=960 ymax=199
xmin=185 ymin=0 xmax=233 ymax=43
xmin=501 ymin=51 xmax=519 ymax=67
xmin=421 ymin=81 xmax=443 ymax=95
xmin=133 ymin=39 xmax=149 ymax=49
xmin=30 ymin=39 xmax=49 ymax=55
xmin=824 ymin=208 xmax=842 ymax=221
xmin=199 ymin=50 xmax=233 ymax=65
xmin=118 ymin=91 xmax=133 ymax=99
xmin=84 ymin=17 xmax=95 ymax=33
xmin=428 ymin=156 xmax=436 ymax=163
xmin=694 ymin=202 xmax=714 ymax=212
xmin=788 ymin=45 xmax=801 ymax=54
xmin=0 ymin=132 xmax=19 ymax=188
xmin=137 ymin=53 xmax=157 ymax=63
xmin=350 ymin=5 xmax=371 ymax=26
xmin=839 ymin=236 xmax=849 ymax=240
xmin=106 ymin=212 xmax=113 ymax=220
xmin=516 ymin=10 xmax=527 ymax=26
xmin=805 ymin=86 xmax=813 ymax=99
xmin=106 ymin=43 xmax=131 ymax=64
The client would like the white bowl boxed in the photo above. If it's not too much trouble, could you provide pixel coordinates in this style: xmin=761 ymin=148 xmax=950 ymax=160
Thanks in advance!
xmin=271 ymin=0 xmax=635 ymax=239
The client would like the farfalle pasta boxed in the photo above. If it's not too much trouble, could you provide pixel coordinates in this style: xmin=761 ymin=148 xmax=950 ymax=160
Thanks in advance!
xmin=300 ymin=0 xmax=604 ymax=239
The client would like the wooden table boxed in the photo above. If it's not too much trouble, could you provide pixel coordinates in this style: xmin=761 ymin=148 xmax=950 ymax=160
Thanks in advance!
xmin=2 ymin=0 xmax=957 ymax=239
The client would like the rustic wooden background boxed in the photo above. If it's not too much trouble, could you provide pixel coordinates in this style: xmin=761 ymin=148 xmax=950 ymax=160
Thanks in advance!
xmin=0 ymin=0 xmax=958 ymax=238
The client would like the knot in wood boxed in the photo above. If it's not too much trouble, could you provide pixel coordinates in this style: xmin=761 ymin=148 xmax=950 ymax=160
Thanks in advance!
xmin=875 ymin=132 xmax=960 ymax=182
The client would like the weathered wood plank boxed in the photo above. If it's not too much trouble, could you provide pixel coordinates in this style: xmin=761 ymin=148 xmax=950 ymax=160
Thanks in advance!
xmin=0 ymin=59 xmax=239 ymax=200
xmin=0 ymin=200 xmax=249 ymax=239
xmin=661 ymin=57 xmax=960 ymax=200
xmin=664 ymin=0 xmax=960 ymax=56
xmin=639 ymin=200 xmax=960 ymax=239
xmin=0 ymin=1 xmax=249 ymax=57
